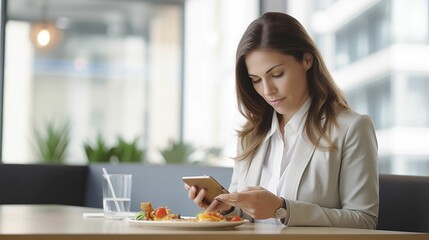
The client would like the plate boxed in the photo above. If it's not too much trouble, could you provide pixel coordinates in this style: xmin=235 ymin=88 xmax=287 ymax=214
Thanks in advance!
xmin=127 ymin=217 xmax=249 ymax=229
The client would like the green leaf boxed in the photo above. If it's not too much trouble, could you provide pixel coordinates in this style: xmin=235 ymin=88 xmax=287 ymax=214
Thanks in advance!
xmin=33 ymin=121 xmax=70 ymax=164
xmin=135 ymin=211 xmax=147 ymax=220
xmin=160 ymin=140 xmax=195 ymax=164
xmin=112 ymin=137 xmax=145 ymax=163
xmin=84 ymin=134 xmax=115 ymax=163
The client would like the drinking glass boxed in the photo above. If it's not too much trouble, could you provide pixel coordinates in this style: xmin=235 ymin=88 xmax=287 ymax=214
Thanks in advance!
xmin=102 ymin=174 xmax=132 ymax=219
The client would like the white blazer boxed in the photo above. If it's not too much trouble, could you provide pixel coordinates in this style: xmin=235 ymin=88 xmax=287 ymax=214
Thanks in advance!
xmin=228 ymin=110 xmax=379 ymax=229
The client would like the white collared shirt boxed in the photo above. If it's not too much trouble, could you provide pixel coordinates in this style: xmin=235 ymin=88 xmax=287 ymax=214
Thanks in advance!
xmin=256 ymin=98 xmax=310 ymax=224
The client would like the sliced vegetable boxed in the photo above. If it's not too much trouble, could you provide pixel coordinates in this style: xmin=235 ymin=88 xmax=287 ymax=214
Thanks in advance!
xmin=135 ymin=211 xmax=146 ymax=220
xmin=154 ymin=207 xmax=168 ymax=218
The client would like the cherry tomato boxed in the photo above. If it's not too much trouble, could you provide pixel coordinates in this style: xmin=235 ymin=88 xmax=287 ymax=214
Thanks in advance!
xmin=231 ymin=216 xmax=241 ymax=221
xmin=154 ymin=207 xmax=168 ymax=218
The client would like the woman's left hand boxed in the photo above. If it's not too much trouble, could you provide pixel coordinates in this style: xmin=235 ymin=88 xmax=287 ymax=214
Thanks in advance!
xmin=213 ymin=186 xmax=283 ymax=219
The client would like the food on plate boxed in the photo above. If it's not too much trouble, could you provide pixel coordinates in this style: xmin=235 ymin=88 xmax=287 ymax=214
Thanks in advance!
xmin=135 ymin=201 xmax=242 ymax=222
xmin=135 ymin=202 xmax=181 ymax=221
xmin=197 ymin=211 xmax=224 ymax=222
xmin=196 ymin=211 xmax=241 ymax=222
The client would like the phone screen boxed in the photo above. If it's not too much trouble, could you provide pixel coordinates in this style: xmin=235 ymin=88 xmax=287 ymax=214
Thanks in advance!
xmin=182 ymin=175 xmax=229 ymax=204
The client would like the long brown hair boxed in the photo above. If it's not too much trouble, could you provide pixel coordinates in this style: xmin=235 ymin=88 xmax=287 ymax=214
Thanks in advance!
xmin=235 ymin=12 xmax=349 ymax=160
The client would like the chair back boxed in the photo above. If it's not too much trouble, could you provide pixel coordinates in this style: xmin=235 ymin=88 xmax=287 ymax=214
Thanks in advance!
xmin=0 ymin=163 xmax=88 ymax=206
xmin=378 ymin=174 xmax=429 ymax=233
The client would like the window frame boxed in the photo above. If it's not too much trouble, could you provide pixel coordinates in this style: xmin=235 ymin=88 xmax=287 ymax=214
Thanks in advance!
xmin=0 ymin=0 xmax=7 ymax=162
xmin=0 ymin=0 xmax=186 ymax=163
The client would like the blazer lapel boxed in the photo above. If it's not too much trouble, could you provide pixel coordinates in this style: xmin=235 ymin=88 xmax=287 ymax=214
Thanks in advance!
xmin=243 ymin=140 xmax=270 ymax=188
xmin=282 ymin=137 xmax=316 ymax=199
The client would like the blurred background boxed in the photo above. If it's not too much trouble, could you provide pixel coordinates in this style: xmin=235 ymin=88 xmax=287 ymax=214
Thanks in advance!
xmin=0 ymin=0 xmax=428 ymax=176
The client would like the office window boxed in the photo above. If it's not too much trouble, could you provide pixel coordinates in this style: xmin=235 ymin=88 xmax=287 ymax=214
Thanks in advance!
xmin=356 ymin=24 xmax=369 ymax=60
xmin=2 ymin=0 xmax=259 ymax=166
xmin=389 ymin=156 xmax=429 ymax=176
xmin=378 ymin=156 xmax=392 ymax=174
xmin=335 ymin=0 xmax=391 ymax=68
xmin=368 ymin=2 xmax=391 ymax=53
xmin=380 ymin=155 xmax=429 ymax=176
xmin=405 ymin=157 xmax=429 ymax=176
xmin=367 ymin=79 xmax=392 ymax=129
xmin=312 ymin=0 xmax=337 ymax=11
xmin=347 ymin=88 xmax=367 ymax=117
xmin=347 ymin=77 xmax=392 ymax=130
xmin=288 ymin=0 xmax=429 ymax=176
xmin=391 ymin=0 xmax=428 ymax=44
xmin=2 ymin=0 xmax=183 ymax=164
xmin=400 ymin=76 xmax=429 ymax=128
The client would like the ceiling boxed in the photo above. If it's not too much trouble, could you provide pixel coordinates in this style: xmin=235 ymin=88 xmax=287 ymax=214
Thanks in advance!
xmin=7 ymin=0 xmax=184 ymax=23
xmin=7 ymin=0 xmax=185 ymax=35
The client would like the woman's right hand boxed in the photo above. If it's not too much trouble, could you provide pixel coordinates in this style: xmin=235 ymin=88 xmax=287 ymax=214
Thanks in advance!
xmin=184 ymin=183 xmax=232 ymax=212
xmin=184 ymin=183 xmax=208 ymax=209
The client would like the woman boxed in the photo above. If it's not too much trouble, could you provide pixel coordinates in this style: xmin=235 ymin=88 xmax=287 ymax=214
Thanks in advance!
xmin=185 ymin=12 xmax=378 ymax=229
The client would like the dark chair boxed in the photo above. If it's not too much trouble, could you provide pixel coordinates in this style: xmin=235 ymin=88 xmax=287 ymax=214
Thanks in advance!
xmin=0 ymin=163 xmax=88 ymax=206
xmin=378 ymin=174 xmax=429 ymax=233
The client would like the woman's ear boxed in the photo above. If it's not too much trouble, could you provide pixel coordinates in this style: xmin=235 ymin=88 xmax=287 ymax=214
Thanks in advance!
xmin=303 ymin=53 xmax=313 ymax=71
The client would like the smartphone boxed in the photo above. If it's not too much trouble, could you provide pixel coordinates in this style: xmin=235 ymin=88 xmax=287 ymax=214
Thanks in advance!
xmin=182 ymin=175 xmax=229 ymax=205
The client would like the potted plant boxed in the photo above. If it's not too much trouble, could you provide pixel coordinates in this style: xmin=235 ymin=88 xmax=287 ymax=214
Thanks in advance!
xmin=160 ymin=140 xmax=195 ymax=164
xmin=84 ymin=135 xmax=146 ymax=164
xmin=34 ymin=121 xmax=70 ymax=164
xmin=112 ymin=137 xmax=145 ymax=163
xmin=84 ymin=134 xmax=115 ymax=163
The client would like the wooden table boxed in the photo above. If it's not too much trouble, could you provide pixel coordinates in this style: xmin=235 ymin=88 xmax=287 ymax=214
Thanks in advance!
xmin=0 ymin=205 xmax=426 ymax=240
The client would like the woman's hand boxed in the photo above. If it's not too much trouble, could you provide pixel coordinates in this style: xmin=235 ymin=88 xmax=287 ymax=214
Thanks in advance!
xmin=213 ymin=186 xmax=283 ymax=219
xmin=184 ymin=183 xmax=207 ymax=208
xmin=184 ymin=183 xmax=232 ymax=212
